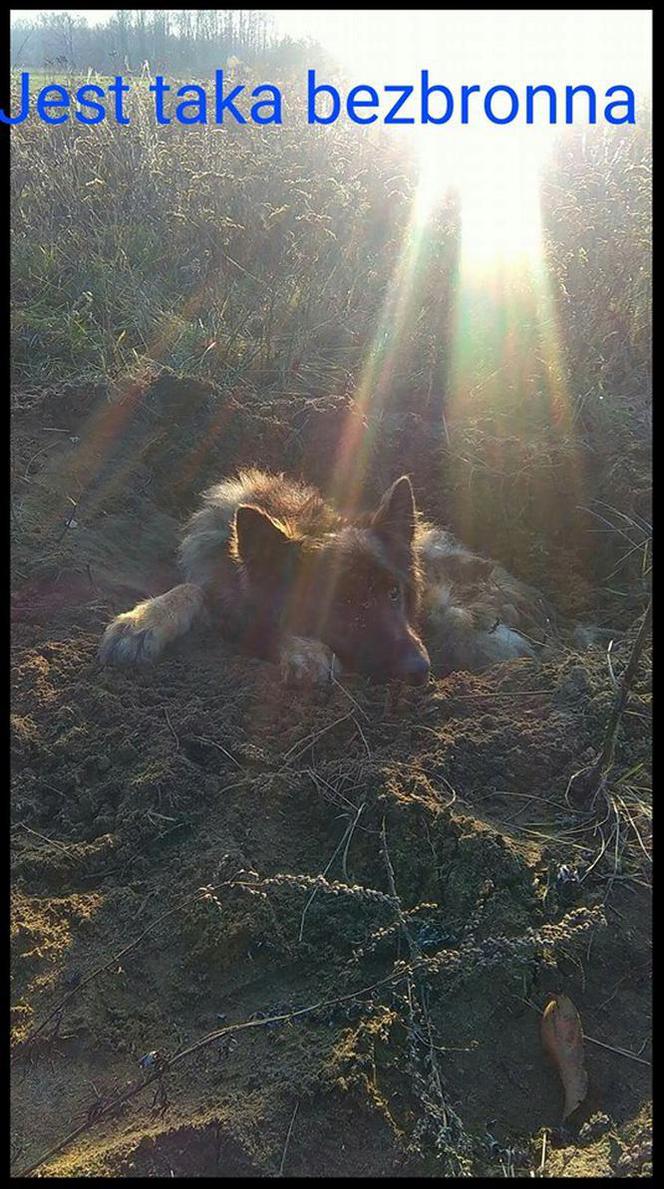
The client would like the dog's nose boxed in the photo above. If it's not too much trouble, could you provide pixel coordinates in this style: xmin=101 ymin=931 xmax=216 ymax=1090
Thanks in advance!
xmin=399 ymin=650 xmax=430 ymax=686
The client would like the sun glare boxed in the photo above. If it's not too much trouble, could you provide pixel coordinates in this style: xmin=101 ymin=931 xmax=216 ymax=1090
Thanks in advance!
xmin=412 ymin=124 xmax=550 ymax=271
xmin=455 ymin=135 xmax=547 ymax=271
xmin=289 ymin=7 xmax=649 ymax=271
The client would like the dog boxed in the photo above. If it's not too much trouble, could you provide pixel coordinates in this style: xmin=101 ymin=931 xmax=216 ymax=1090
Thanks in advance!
xmin=98 ymin=469 xmax=598 ymax=685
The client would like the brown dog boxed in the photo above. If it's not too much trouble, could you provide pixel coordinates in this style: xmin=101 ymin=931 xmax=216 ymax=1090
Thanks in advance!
xmin=98 ymin=469 xmax=597 ymax=684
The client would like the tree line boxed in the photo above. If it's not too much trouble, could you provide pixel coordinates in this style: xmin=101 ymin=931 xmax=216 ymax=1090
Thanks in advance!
xmin=10 ymin=10 xmax=320 ymax=75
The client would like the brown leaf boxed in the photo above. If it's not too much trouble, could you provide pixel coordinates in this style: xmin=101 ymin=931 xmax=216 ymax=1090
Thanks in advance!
xmin=541 ymin=993 xmax=588 ymax=1120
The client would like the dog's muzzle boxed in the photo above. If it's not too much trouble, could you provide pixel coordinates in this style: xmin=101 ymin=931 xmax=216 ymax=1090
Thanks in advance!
xmin=393 ymin=644 xmax=430 ymax=686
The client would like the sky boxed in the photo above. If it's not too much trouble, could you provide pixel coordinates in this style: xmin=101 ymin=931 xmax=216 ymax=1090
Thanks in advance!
xmin=10 ymin=9 xmax=653 ymax=94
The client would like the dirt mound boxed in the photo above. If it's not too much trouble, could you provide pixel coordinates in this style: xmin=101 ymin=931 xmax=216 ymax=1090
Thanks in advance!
xmin=11 ymin=375 xmax=651 ymax=1177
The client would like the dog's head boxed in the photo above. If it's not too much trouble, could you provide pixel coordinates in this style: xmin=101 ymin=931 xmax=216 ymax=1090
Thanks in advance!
xmin=234 ymin=477 xmax=430 ymax=686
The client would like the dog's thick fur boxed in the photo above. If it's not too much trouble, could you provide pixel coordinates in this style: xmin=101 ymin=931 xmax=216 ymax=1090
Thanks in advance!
xmin=98 ymin=469 xmax=597 ymax=684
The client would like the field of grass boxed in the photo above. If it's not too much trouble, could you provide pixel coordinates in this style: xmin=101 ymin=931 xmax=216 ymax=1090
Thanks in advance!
xmin=11 ymin=69 xmax=651 ymax=1177
xmin=11 ymin=76 xmax=651 ymax=608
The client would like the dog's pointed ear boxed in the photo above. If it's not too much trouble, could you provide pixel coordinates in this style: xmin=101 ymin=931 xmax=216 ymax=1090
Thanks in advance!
xmin=372 ymin=476 xmax=416 ymax=548
xmin=235 ymin=505 xmax=293 ymax=573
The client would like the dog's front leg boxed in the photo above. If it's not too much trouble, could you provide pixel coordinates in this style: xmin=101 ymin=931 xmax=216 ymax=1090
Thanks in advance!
xmin=98 ymin=583 xmax=206 ymax=664
xmin=279 ymin=635 xmax=342 ymax=687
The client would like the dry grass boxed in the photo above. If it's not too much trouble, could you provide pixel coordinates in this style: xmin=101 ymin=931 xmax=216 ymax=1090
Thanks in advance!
xmin=11 ymin=73 xmax=651 ymax=615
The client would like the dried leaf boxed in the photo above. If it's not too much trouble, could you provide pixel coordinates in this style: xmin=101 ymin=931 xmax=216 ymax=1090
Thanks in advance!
xmin=541 ymin=993 xmax=588 ymax=1120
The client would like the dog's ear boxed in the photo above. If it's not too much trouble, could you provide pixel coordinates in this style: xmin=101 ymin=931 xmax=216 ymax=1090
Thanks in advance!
xmin=235 ymin=505 xmax=293 ymax=574
xmin=372 ymin=476 xmax=416 ymax=549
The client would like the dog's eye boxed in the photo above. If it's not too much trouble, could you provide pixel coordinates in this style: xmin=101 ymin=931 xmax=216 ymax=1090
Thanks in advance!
xmin=388 ymin=585 xmax=401 ymax=603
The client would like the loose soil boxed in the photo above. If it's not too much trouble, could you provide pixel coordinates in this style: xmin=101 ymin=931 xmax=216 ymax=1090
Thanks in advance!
xmin=11 ymin=374 xmax=651 ymax=1177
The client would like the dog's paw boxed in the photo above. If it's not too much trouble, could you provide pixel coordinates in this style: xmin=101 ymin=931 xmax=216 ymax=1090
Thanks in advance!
xmin=479 ymin=623 xmax=538 ymax=664
xmin=279 ymin=636 xmax=341 ymax=687
xmin=98 ymin=607 xmax=166 ymax=664
xmin=98 ymin=585 xmax=204 ymax=665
